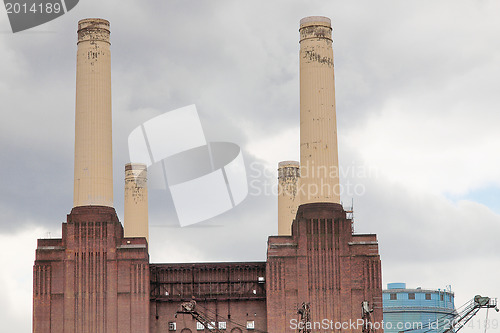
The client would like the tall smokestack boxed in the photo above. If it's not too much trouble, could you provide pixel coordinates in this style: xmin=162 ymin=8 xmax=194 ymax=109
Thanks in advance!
xmin=73 ymin=18 xmax=113 ymax=207
xmin=124 ymin=163 xmax=149 ymax=242
xmin=278 ymin=161 xmax=300 ymax=236
xmin=299 ymin=16 xmax=340 ymax=204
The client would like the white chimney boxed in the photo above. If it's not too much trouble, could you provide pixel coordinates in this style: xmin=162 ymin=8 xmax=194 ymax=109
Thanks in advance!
xmin=73 ymin=19 xmax=113 ymax=207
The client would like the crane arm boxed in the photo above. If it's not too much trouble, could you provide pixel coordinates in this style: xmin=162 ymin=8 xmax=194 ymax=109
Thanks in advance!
xmin=177 ymin=300 xmax=222 ymax=333
xmin=444 ymin=296 xmax=498 ymax=333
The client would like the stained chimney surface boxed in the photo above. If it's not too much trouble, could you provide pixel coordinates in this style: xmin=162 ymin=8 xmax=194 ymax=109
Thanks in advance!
xmin=73 ymin=18 xmax=113 ymax=207
xmin=124 ymin=163 xmax=149 ymax=243
xmin=278 ymin=161 xmax=300 ymax=236
xmin=299 ymin=16 xmax=340 ymax=204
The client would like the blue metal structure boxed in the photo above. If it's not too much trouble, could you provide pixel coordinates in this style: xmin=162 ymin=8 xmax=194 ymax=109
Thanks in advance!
xmin=383 ymin=283 xmax=456 ymax=333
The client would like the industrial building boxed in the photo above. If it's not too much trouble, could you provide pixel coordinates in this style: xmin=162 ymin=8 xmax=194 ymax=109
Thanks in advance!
xmin=383 ymin=283 xmax=456 ymax=333
xmin=33 ymin=17 xmax=383 ymax=332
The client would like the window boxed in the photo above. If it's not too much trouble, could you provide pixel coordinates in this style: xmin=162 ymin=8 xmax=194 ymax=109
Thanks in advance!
xmin=196 ymin=322 xmax=204 ymax=330
xmin=246 ymin=320 xmax=255 ymax=329
xmin=390 ymin=293 xmax=397 ymax=300
xmin=168 ymin=322 xmax=176 ymax=331
xmin=207 ymin=322 xmax=216 ymax=330
xmin=218 ymin=322 xmax=227 ymax=330
xmin=425 ymin=293 xmax=432 ymax=300
xmin=408 ymin=293 xmax=415 ymax=300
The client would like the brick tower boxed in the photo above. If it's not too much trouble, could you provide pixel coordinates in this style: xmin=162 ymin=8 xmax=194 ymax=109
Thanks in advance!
xmin=266 ymin=17 xmax=383 ymax=332
xmin=32 ymin=19 xmax=150 ymax=333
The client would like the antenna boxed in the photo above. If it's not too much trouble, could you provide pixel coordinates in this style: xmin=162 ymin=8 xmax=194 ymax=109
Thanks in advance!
xmin=345 ymin=198 xmax=355 ymax=232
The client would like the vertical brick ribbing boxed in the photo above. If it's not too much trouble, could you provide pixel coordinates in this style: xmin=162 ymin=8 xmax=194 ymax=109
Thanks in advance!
xmin=267 ymin=203 xmax=383 ymax=333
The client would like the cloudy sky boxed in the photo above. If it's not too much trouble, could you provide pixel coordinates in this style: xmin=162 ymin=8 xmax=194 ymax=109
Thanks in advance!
xmin=1 ymin=0 xmax=499 ymax=331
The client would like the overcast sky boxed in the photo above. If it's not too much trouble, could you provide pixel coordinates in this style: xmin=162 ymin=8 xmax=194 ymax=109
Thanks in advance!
xmin=1 ymin=0 xmax=499 ymax=331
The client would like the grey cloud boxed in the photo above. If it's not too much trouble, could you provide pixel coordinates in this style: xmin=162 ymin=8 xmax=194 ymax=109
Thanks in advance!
xmin=1 ymin=0 xmax=500 ymax=330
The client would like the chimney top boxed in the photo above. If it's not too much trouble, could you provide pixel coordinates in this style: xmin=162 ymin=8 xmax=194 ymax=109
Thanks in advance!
xmin=77 ymin=18 xmax=110 ymax=44
xmin=299 ymin=16 xmax=332 ymax=43
xmin=125 ymin=163 xmax=147 ymax=172
xmin=278 ymin=161 xmax=300 ymax=168
xmin=300 ymin=16 xmax=331 ymax=28
xmin=125 ymin=163 xmax=147 ymax=182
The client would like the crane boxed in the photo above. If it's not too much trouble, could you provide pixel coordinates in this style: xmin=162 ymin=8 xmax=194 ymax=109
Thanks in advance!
xmin=176 ymin=300 xmax=222 ymax=333
xmin=444 ymin=295 xmax=498 ymax=333
xmin=361 ymin=300 xmax=375 ymax=333
xmin=401 ymin=295 xmax=498 ymax=333
xmin=297 ymin=302 xmax=311 ymax=333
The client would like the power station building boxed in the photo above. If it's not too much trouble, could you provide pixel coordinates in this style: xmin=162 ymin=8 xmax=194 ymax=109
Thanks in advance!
xmin=383 ymin=283 xmax=456 ymax=333
xmin=33 ymin=17 xmax=384 ymax=333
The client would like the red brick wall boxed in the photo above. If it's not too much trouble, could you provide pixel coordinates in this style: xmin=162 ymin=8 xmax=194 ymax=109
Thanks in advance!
xmin=266 ymin=203 xmax=383 ymax=333
xmin=34 ymin=204 xmax=383 ymax=333
xmin=33 ymin=206 xmax=150 ymax=333
xmin=150 ymin=262 xmax=267 ymax=332
xmin=151 ymin=300 xmax=267 ymax=333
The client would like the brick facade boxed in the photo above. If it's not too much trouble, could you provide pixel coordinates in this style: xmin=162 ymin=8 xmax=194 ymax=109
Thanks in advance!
xmin=33 ymin=204 xmax=382 ymax=332
xmin=267 ymin=203 xmax=383 ymax=333
xmin=150 ymin=263 xmax=267 ymax=332
xmin=33 ymin=206 xmax=150 ymax=333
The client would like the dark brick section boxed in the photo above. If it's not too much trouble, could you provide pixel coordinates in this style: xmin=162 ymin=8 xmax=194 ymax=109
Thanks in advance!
xmin=267 ymin=203 xmax=383 ymax=333
xmin=150 ymin=262 xmax=266 ymax=301
xmin=150 ymin=262 xmax=267 ymax=332
xmin=33 ymin=206 xmax=150 ymax=333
